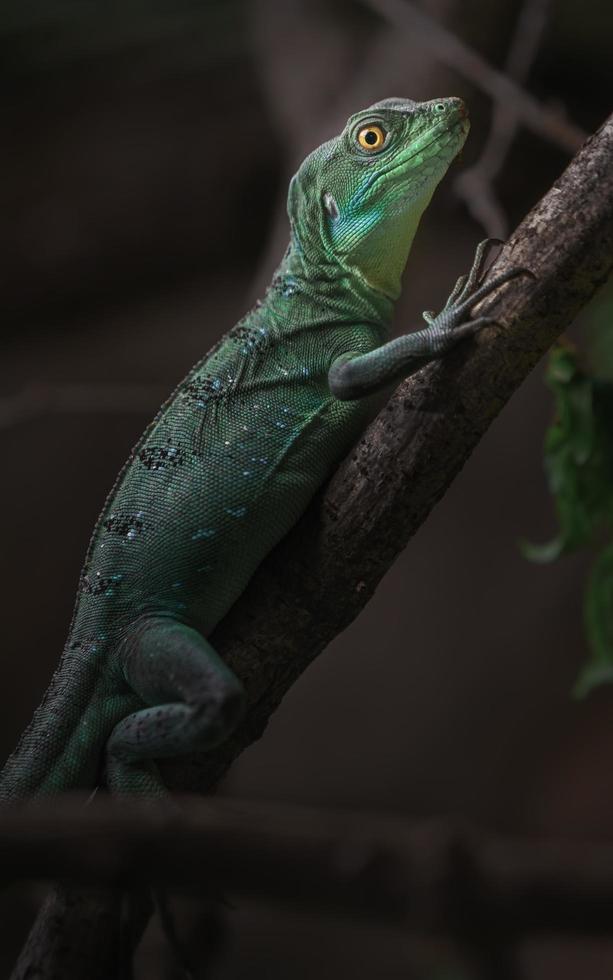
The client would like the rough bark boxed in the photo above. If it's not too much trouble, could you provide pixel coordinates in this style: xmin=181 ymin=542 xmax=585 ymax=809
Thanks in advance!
xmin=11 ymin=112 xmax=613 ymax=978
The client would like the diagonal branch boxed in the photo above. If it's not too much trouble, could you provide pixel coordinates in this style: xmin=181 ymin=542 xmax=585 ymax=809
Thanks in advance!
xmin=12 ymin=114 xmax=613 ymax=978
xmin=166 ymin=110 xmax=613 ymax=795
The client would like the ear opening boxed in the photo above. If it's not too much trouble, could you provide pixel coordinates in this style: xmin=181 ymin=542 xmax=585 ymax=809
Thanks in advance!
xmin=323 ymin=192 xmax=340 ymax=221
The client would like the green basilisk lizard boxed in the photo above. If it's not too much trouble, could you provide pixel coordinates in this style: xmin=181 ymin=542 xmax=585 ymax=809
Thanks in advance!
xmin=0 ymin=96 xmax=525 ymax=803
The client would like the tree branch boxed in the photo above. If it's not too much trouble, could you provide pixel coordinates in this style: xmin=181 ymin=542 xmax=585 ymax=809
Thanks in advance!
xmin=166 ymin=110 xmax=613 ymax=796
xmin=5 ymin=796 xmax=613 ymax=937
xmin=11 ymin=114 xmax=613 ymax=978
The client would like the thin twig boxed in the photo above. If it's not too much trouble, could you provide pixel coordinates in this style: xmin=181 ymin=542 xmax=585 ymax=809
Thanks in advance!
xmin=364 ymin=0 xmax=585 ymax=154
xmin=454 ymin=0 xmax=554 ymax=237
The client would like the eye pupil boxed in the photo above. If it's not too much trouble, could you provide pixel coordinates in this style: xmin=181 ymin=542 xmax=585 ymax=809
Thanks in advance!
xmin=357 ymin=124 xmax=385 ymax=150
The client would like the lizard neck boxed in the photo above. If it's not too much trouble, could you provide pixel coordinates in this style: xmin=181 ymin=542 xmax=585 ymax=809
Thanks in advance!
xmin=261 ymin=236 xmax=395 ymax=336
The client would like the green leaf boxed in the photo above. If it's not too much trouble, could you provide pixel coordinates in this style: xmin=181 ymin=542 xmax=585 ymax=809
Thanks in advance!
xmin=574 ymin=662 xmax=613 ymax=699
xmin=586 ymin=289 xmax=613 ymax=382
xmin=518 ymin=535 xmax=565 ymax=564
xmin=528 ymin=292 xmax=613 ymax=696
xmin=574 ymin=542 xmax=613 ymax=696
xmin=524 ymin=345 xmax=613 ymax=563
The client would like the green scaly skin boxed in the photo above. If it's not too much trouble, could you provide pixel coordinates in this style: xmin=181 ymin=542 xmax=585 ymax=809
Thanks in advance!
xmin=0 ymin=96 xmax=523 ymax=802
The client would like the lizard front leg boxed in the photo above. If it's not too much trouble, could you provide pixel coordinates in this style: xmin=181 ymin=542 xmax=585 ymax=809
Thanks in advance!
xmin=328 ymin=239 xmax=532 ymax=401
xmin=106 ymin=617 xmax=245 ymax=797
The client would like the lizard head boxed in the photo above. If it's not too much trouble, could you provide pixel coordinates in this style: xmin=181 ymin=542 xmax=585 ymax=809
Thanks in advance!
xmin=287 ymin=97 xmax=469 ymax=300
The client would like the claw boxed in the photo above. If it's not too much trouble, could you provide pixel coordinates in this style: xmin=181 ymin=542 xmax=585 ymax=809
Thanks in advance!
xmin=450 ymin=238 xmax=505 ymax=309
xmin=422 ymin=245 xmax=535 ymax=358
xmin=444 ymin=274 xmax=468 ymax=310
xmin=470 ymin=315 xmax=502 ymax=331
xmin=452 ymin=315 xmax=500 ymax=341
xmin=453 ymin=265 xmax=533 ymax=320
xmin=510 ymin=265 xmax=537 ymax=280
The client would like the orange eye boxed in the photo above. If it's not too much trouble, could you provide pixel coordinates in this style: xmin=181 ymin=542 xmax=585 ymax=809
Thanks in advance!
xmin=357 ymin=124 xmax=386 ymax=151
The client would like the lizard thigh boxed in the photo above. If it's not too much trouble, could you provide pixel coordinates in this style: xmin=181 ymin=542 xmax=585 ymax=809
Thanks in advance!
xmin=106 ymin=617 xmax=244 ymax=797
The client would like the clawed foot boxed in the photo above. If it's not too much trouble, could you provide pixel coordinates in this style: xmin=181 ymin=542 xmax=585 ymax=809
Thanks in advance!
xmin=422 ymin=238 xmax=535 ymax=347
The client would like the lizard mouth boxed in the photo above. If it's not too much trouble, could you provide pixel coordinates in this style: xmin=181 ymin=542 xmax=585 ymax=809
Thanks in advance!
xmin=358 ymin=117 xmax=468 ymax=200
xmin=394 ymin=117 xmax=468 ymax=170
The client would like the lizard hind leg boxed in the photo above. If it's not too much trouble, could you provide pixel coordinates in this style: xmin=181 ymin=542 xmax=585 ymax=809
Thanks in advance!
xmin=106 ymin=617 xmax=245 ymax=797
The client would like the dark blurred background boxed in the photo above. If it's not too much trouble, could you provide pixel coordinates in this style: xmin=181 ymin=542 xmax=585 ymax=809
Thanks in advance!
xmin=1 ymin=0 xmax=612 ymax=976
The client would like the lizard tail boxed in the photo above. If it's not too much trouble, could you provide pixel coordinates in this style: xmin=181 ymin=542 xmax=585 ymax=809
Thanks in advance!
xmin=0 ymin=650 xmax=134 ymax=804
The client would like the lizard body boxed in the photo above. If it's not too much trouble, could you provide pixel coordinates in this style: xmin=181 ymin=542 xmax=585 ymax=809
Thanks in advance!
xmin=0 ymin=96 xmax=521 ymax=802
